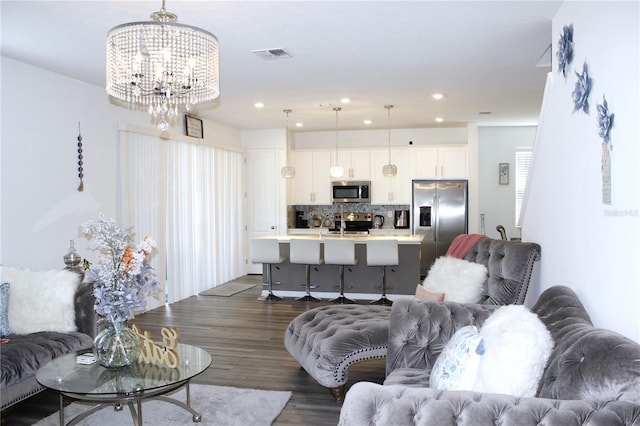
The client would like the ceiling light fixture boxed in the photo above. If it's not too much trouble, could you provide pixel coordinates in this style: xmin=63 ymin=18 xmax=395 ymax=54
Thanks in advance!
xmin=281 ymin=109 xmax=295 ymax=179
xmin=106 ymin=0 xmax=219 ymax=131
xmin=382 ymin=105 xmax=397 ymax=177
xmin=435 ymin=117 xmax=444 ymax=123
xmin=329 ymin=107 xmax=345 ymax=178
xmin=432 ymin=93 xmax=444 ymax=100
xmin=254 ymin=102 xmax=265 ymax=108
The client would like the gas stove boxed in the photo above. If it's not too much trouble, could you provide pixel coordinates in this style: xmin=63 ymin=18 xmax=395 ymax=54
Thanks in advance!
xmin=331 ymin=212 xmax=372 ymax=234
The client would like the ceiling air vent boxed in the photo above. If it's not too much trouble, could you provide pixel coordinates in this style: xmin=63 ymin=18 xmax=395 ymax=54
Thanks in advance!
xmin=251 ymin=48 xmax=292 ymax=60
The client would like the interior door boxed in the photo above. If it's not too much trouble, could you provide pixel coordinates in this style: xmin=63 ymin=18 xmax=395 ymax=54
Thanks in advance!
xmin=246 ymin=148 xmax=281 ymax=274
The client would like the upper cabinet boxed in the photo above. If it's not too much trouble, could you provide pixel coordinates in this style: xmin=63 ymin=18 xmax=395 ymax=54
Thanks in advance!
xmin=369 ymin=148 xmax=411 ymax=205
xmin=410 ymin=145 xmax=467 ymax=179
xmin=330 ymin=150 xmax=370 ymax=181
xmin=290 ymin=150 xmax=332 ymax=204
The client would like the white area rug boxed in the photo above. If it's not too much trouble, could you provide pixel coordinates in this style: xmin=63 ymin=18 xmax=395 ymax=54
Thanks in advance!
xmin=34 ymin=384 xmax=291 ymax=426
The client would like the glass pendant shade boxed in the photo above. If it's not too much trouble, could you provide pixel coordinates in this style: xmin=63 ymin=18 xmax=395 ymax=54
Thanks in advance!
xmin=382 ymin=105 xmax=398 ymax=177
xmin=281 ymin=165 xmax=296 ymax=178
xmin=105 ymin=0 xmax=219 ymax=130
xmin=382 ymin=163 xmax=398 ymax=177
xmin=281 ymin=109 xmax=295 ymax=179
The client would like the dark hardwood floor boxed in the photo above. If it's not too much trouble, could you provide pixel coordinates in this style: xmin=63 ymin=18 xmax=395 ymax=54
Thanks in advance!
xmin=5 ymin=276 xmax=386 ymax=425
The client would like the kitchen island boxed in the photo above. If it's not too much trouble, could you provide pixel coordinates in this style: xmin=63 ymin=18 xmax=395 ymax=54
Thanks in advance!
xmin=256 ymin=234 xmax=423 ymax=300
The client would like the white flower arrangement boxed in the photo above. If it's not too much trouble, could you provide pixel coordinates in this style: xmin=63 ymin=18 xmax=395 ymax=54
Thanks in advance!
xmin=81 ymin=214 xmax=159 ymax=324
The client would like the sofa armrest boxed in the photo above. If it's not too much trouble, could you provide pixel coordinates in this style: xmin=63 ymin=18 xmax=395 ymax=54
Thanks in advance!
xmin=386 ymin=298 xmax=499 ymax=376
xmin=339 ymin=382 xmax=640 ymax=426
xmin=74 ymin=282 xmax=97 ymax=338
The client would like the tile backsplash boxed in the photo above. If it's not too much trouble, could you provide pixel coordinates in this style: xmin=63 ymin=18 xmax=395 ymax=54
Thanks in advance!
xmin=288 ymin=204 xmax=410 ymax=229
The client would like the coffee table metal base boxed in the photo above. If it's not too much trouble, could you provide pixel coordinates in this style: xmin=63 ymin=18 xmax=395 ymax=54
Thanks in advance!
xmin=58 ymin=380 xmax=201 ymax=426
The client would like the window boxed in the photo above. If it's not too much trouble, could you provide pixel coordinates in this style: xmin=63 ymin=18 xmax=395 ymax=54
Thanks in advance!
xmin=515 ymin=150 xmax=532 ymax=226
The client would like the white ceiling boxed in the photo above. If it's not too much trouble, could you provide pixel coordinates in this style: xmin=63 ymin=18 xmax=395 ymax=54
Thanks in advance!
xmin=0 ymin=1 xmax=562 ymax=132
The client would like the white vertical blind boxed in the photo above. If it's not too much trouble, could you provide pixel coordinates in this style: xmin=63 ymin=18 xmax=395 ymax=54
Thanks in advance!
xmin=119 ymin=130 xmax=245 ymax=305
xmin=515 ymin=150 xmax=532 ymax=226
xmin=118 ymin=131 xmax=166 ymax=310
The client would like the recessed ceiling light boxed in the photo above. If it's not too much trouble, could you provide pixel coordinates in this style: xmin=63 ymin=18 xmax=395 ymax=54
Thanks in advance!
xmin=363 ymin=120 xmax=372 ymax=125
xmin=432 ymin=93 xmax=444 ymax=100
xmin=435 ymin=117 xmax=444 ymax=122
xmin=295 ymin=122 xmax=304 ymax=127
xmin=340 ymin=98 xmax=351 ymax=104
xmin=254 ymin=102 xmax=264 ymax=108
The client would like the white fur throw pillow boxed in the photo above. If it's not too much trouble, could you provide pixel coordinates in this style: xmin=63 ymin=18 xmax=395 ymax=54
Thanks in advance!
xmin=473 ymin=305 xmax=554 ymax=397
xmin=422 ymin=256 xmax=487 ymax=303
xmin=2 ymin=266 xmax=80 ymax=334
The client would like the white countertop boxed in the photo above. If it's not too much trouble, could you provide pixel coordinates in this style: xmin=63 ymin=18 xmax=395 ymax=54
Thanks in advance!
xmin=265 ymin=233 xmax=424 ymax=244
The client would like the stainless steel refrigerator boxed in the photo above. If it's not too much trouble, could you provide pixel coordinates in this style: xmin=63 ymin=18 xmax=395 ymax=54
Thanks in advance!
xmin=412 ymin=180 xmax=468 ymax=276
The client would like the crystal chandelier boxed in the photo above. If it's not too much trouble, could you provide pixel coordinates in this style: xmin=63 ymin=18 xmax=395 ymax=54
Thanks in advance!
xmin=329 ymin=107 xmax=345 ymax=178
xmin=281 ymin=109 xmax=296 ymax=179
xmin=382 ymin=105 xmax=398 ymax=177
xmin=106 ymin=0 xmax=219 ymax=131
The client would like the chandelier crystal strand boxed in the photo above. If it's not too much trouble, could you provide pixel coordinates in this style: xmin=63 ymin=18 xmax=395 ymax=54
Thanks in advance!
xmin=281 ymin=109 xmax=296 ymax=179
xmin=329 ymin=107 xmax=344 ymax=178
xmin=106 ymin=0 xmax=219 ymax=130
xmin=382 ymin=105 xmax=398 ymax=177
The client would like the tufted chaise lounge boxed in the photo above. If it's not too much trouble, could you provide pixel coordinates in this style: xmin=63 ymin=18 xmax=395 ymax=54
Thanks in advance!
xmin=284 ymin=238 xmax=541 ymax=403
xmin=338 ymin=285 xmax=640 ymax=425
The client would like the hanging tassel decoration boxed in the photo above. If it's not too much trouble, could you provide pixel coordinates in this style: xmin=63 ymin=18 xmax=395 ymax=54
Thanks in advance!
xmin=77 ymin=122 xmax=84 ymax=192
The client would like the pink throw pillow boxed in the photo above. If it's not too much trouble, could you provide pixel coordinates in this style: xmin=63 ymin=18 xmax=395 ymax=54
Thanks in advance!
xmin=415 ymin=284 xmax=445 ymax=302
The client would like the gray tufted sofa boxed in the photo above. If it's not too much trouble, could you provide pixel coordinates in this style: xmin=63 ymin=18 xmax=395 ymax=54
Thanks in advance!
xmin=1 ymin=280 xmax=96 ymax=416
xmin=284 ymin=238 xmax=541 ymax=403
xmin=338 ymin=285 xmax=640 ymax=425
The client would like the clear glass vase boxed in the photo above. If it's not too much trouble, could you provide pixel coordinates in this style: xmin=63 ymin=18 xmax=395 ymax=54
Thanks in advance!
xmin=93 ymin=321 xmax=141 ymax=369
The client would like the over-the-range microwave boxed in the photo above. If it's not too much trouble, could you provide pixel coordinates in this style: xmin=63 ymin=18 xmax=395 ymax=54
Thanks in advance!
xmin=331 ymin=181 xmax=371 ymax=203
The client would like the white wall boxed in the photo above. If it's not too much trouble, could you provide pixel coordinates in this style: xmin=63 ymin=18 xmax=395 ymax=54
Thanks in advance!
xmin=478 ymin=126 xmax=537 ymax=239
xmin=521 ymin=2 xmax=640 ymax=341
xmin=1 ymin=57 xmax=241 ymax=270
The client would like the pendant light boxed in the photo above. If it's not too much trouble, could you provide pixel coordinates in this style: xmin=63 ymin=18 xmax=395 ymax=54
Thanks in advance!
xmin=329 ymin=107 xmax=345 ymax=178
xmin=281 ymin=109 xmax=296 ymax=179
xmin=382 ymin=105 xmax=398 ymax=177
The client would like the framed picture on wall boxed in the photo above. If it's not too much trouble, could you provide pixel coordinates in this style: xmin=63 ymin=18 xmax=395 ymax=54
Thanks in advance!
xmin=499 ymin=163 xmax=510 ymax=185
xmin=185 ymin=114 xmax=204 ymax=138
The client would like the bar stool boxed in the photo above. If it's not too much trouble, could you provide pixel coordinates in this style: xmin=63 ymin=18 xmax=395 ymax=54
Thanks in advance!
xmin=290 ymin=239 xmax=323 ymax=302
xmin=249 ymin=238 xmax=284 ymax=302
xmin=324 ymin=239 xmax=357 ymax=304
xmin=366 ymin=239 xmax=398 ymax=306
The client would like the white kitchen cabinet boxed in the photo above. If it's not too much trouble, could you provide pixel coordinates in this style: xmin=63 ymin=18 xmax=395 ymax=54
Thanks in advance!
xmin=330 ymin=150 xmax=370 ymax=181
xmin=410 ymin=145 xmax=467 ymax=179
xmin=369 ymin=148 xmax=411 ymax=204
xmin=291 ymin=150 xmax=331 ymax=204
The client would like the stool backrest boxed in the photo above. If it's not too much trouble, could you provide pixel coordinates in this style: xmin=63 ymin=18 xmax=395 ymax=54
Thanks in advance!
xmin=323 ymin=239 xmax=357 ymax=266
xmin=249 ymin=238 xmax=283 ymax=264
xmin=366 ymin=239 xmax=399 ymax=266
xmin=290 ymin=239 xmax=323 ymax=265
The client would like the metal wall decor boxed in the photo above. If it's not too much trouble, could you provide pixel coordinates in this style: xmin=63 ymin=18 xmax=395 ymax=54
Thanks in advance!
xmin=76 ymin=122 xmax=84 ymax=192
xmin=557 ymin=24 xmax=574 ymax=78
xmin=572 ymin=62 xmax=592 ymax=115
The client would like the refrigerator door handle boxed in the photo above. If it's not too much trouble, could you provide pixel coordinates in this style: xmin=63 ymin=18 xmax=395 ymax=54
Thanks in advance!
xmin=433 ymin=194 xmax=440 ymax=243
xmin=434 ymin=194 xmax=439 ymax=242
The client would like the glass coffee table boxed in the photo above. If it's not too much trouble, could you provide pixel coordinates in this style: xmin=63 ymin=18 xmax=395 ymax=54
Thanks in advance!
xmin=36 ymin=343 xmax=211 ymax=426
